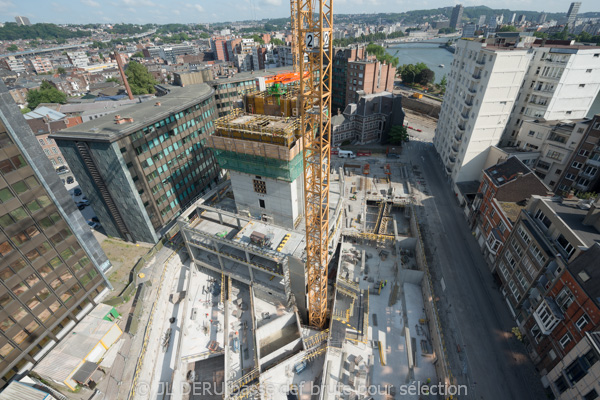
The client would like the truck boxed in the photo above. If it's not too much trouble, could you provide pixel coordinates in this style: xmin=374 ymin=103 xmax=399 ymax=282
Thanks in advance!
xmin=338 ymin=150 xmax=356 ymax=159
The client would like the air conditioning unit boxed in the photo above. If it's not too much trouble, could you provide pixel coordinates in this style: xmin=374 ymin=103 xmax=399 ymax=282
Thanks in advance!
xmin=292 ymin=108 xmax=298 ymax=116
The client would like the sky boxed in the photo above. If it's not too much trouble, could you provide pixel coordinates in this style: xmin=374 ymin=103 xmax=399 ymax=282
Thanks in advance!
xmin=0 ymin=0 xmax=596 ymax=25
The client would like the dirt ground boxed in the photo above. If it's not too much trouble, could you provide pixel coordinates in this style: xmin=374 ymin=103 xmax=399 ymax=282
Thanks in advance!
xmin=99 ymin=236 xmax=153 ymax=295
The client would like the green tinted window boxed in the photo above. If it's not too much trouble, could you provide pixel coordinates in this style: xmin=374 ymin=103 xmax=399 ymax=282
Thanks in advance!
xmin=0 ymin=188 xmax=13 ymax=203
xmin=11 ymin=181 xmax=28 ymax=194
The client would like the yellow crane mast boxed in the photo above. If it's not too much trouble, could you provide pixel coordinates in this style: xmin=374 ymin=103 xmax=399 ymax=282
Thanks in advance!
xmin=297 ymin=0 xmax=333 ymax=329
xmin=289 ymin=0 xmax=300 ymax=73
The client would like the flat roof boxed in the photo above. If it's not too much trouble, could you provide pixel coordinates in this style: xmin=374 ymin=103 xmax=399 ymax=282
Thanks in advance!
xmin=208 ymin=67 xmax=293 ymax=85
xmin=543 ymin=198 xmax=600 ymax=247
xmin=50 ymin=84 xmax=214 ymax=143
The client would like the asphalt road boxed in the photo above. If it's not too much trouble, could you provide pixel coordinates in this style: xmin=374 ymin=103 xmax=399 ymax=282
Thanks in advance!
xmin=404 ymin=131 xmax=546 ymax=399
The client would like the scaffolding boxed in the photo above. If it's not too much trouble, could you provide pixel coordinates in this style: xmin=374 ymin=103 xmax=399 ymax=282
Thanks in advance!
xmin=212 ymin=149 xmax=303 ymax=182
xmin=245 ymin=87 xmax=300 ymax=118
xmin=214 ymin=111 xmax=300 ymax=148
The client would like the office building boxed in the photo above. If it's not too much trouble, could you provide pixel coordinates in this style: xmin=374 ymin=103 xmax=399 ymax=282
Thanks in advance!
xmin=211 ymin=38 xmax=230 ymax=62
xmin=0 ymin=82 xmax=111 ymax=387
xmin=14 ymin=16 xmax=30 ymax=26
xmin=450 ymin=4 xmax=464 ymax=30
xmin=567 ymin=2 xmax=582 ymax=27
xmin=539 ymin=12 xmax=547 ymax=24
xmin=51 ymin=85 xmax=221 ymax=243
xmin=478 ymin=15 xmax=487 ymax=27
xmin=433 ymin=34 xmax=534 ymax=186
xmin=462 ymin=24 xmax=477 ymax=38
xmin=555 ymin=115 xmax=600 ymax=195
xmin=510 ymin=13 xmax=517 ymax=25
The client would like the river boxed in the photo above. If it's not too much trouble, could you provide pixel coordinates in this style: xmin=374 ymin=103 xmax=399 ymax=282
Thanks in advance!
xmin=388 ymin=38 xmax=600 ymax=115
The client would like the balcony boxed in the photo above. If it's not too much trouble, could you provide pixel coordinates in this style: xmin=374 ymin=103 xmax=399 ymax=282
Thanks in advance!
xmin=453 ymin=133 xmax=463 ymax=144
xmin=451 ymin=145 xmax=459 ymax=155
xmin=461 ymin=112 xmax=469 ymax=120
xmin=544 ymin=58 xmax=567 ymax=65
xmin=575 ymin=182 xmax=589 ymax=191
xmin=468 ymin=86 xmax=477 ymax=94
xmin=465 ymin=98 xmax=474 ymax=107
xmin=445 ymin=166 xmax=453 ymax=174
xmin=532 ymin=86 xmax=555 ymax=94
xmin=472 ymin=72 xmax=482 ymax=80
xmin=476 ymin=59 xmax=485 ymax=65
xmin=457 ymin=124 xmax=466 ymax=132
xmin=538 ymin=74 xmax=561 ymax=82
xmin=586 ymin=158 xmax=600 ymax=168
xmin=448 ymin=155 xmax=456 ymax=164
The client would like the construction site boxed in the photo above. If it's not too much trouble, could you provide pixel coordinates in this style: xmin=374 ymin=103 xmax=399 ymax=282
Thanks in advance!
xmin=168 ymin=1 xmax=449 ymax=398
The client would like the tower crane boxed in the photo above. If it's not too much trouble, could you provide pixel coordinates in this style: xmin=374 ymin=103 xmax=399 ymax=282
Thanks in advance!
xmin=296 ymin=0 xmax=333 ymax=329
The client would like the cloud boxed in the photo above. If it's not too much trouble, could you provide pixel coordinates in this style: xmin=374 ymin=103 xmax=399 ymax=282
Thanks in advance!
xmin=81 ymin=0 xmax=100 ymax=7
xmin=0 ymin=0 xmax=14 ymax=8
xmin=262 ymin=0 xmax=282 ymax=5
xmin=122 ymin=0 xmax=157 ymax=6
xmin=185 ymin=3 xmax=204 ymax=12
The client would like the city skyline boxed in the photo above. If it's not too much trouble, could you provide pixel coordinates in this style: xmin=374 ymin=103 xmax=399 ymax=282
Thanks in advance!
xmin=0 ymin=0 xmax=597 ymax=25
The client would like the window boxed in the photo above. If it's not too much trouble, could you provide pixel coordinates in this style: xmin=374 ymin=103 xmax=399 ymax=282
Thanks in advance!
xmin=531 ymin=324 xmax=542 ymax=343
xmin=517 ymin=226 xmax=531 ymax=245
xmin=38 ymin=139 xmax=45 ymax=145
xmin=534 ymin=209 xmax=551 ymax=230
xmin=498 ymin=221 xmax=506 ymax=234
xmin=559 ymin=333 xmax=572 ymax=348
xmin=572 ymin=161 xmax=583 ymax=169
xmin=556 ymin=234 xmax=575 ymax=258
xmin=523 ymin=257 xmax=536 ymax=277
xmin=531 ymin=244 xmax=547 ymax=265
xmin=508 ymin=280 xmax=521 ymax=302
xmin=565 ymin=173 xmax=576 ymax=180
xmin=512 ymin=239 xmax=523 ymax=258
xmin=498 ymin=261 xmax=509 ymax=280
xmin=576 ymin=315 xmax=589 ymax=331
xmin=565 ymin=357 xmax=587 ymax=384
xmin=579 ymin=84 xmax=586 ymax=88
xmin=580 ymin=149 xmax=590 ymax=157
xmin=556 ymin=287 xmax=575 ymax=311
xmin=259 ymin=199 xmax=265 ymax=208
xmin=546 ymin=150 xmax=563 ymax=161
xmin=516 ymin=270 xmax=528 ymax=289
xmin=505 ymin=251 xmax=516 ymax=268
xmin=253 ymin=179 xmax=267 ymax=194
xmin=584 ymin=390 xmax=598 ymax=400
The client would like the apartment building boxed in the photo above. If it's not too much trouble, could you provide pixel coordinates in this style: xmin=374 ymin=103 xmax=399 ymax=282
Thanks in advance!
xmin=51 ymin=85 xmax=221 ymax=243
xmin=345 ymin=59 xmax=395 ymax=106
xmin=0 ymin=82 xmax=111 ymax=387
xmin=544 ymin=320 xmax=600 ymax=400
xmin=512 ymin=119 xmax=590 ymax=190
xmin=522 ymin=244 xmax=600 ymax=392
xmin=494 ymin=195 xmax=600 ymax=321
xmin=433 ymin=35 xmax=533 ymax=186
xmin=502 ymin=41 xmax=600 ymax=146
xmin=450 ymin=4 xmax=464 ymax=30
xmin=567 ymin=2 xmax=582 ymax=27
xmin=1 ymin=57 xmax=26 ymax=74
xmin=14 ymin=16 xmax=31 ymax=26
xmin=556 ymin=115 xmax=600 ymax=195
xmin=66 ymin=52 xmax=89 ymax=68
xmin=30 ymin=57 xmax=53 ymax=75
xmin=332 ymin=46 xmax=367 ymax=113
xmin=470 ymin=157 xmax=550 ymax=265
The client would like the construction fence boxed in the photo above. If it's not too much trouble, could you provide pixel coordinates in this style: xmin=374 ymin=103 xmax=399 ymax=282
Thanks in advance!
xmin=409 ymin=205 xmax=456 ymax=395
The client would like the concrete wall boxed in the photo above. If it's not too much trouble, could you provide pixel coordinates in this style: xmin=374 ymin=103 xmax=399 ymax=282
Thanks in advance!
xmin=230 ymin=170 xmax=302 ymax=229
xmin=401 ymin=96 xmax=441 ymax=118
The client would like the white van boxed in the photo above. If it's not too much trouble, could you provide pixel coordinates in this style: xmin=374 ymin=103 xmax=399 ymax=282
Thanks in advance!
xmin=338 ymin=150 xmax=356 ymax=159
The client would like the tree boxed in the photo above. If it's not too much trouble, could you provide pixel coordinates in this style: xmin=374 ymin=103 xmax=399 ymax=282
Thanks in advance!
xmin=132 ymin=51 xmax=144 ymax=58
xmin=57 ymin=67 xmax=66 ymax=75
xmin=389 ymin=125 xmax=408 ymax=145
xmin=125 ymin=61 xmax=158 ymax=95
xmin=417 ymin=68 xmax=435 ymax=85
xmin=498 ymin=25 xmax=517 ymax=33
xmin=439 ymin=74 xmax=447 ymax=94
xmin=270 ymin=38 xmax=285 ymax=46
xmin=7 ymin=44 xmax=18 ymax=52
xmin=106 ymin=77 xmax=120 ymax=83
xmin=26 ymin=81 xmax=67 ymax=109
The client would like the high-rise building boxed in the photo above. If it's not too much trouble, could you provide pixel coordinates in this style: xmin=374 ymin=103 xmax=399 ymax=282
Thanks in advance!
xmin=14 ymin=16 xmax=30 ymax=26
xmin=510 ymin=13 xmax=517 ymax=25
xmin=29 ymin=57 xmax=53 ymax=75
xmin=51 ymin=85 xmax=221 ymax=243
xmin=434 ymin=33 xmax=600 ymax=188
xmin=0 ymin=82 xmax=111 ymax=387
xmin=478 ymin=15 xmax=487 ymax=27
xmin=539 ymin=12 xmax=548 ymax=24
xmin=433 ymin=35 xmax=534 ymax=185
xmin=566 ymin=2 xmax=582 ymax=27
xmin=450 ymin=4 xmax=464 ymax=30
xmin=462 ymin=24 xmax=477 ymax=38
xmin=517 ymin=15 xmax=527 ymax=24
xmin=65 ymin=52 xmax=88 ymax=68
xmin=502 ymin=40 xmax=600 ymax=147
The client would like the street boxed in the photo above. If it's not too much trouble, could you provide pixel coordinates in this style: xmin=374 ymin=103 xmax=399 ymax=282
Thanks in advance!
xmin=404 ymin=114 xmax=547 ymax=399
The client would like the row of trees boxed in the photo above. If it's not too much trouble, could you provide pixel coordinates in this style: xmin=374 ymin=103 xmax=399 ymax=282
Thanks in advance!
xmin=0 ymin=23 xmax=91 ymax=41
xmin=398 ymin=63 xmax=435 ymax=85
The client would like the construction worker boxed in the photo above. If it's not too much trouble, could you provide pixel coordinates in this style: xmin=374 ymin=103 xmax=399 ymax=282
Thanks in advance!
xmin=385 ymin=280 xmax=388 ymax=287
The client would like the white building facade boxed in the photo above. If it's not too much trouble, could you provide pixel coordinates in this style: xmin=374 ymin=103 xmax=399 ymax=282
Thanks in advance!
xmin=434 ymin=38 xmax=532 ymax=185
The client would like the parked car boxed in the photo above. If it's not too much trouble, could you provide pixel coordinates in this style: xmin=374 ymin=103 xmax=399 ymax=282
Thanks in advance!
xmin=91 ymin=217 xmax=100 ymax=223
xmin=66 ymin=176 xmax=74 ymax=184
xmin=73 ymin=188 xmax=82 ymax=196
xmin=78 ymin=204 xmax=87 ymax=210
xmin=87 ymin=221 xmax=99 ymax=229
xmin=76 ymin=200 xmax=90 ymax=207
xmin=56 ymin=166 xmax=69 ymax=175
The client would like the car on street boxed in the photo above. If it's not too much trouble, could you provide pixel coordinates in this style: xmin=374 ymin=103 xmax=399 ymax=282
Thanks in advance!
xmin=76 ymin=200 xmax=90 ymax=207
xmin=91 ymin=217 xmax=100 ymax=223
xmin=66 ymin=176 xmax=74 ymax=184
xmin=73 ymin=188 xmax=82 ymax=196
xmin=78 ymin=204 xmax=87 ymax=210
xmin=56 ymin=166 xmax=69 ymax=175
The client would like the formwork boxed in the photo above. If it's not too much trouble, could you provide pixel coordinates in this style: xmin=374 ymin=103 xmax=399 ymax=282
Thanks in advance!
xmin=208 ymin=111 xmax=304 ymax=182
xmin=245 ymin=87 xmax=300 ymax=118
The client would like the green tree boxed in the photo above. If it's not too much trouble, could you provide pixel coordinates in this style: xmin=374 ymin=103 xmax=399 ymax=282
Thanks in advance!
xmin=439 ymin=74 xmax=447 ymax=94
xmin=132 ymin=51 xmax=144 ymax=58
xmin=270 ymin=38 xmax=285 ymax=46
xmin=389 ymin=125 xmax=408 ymax=145
xmin=498 ymin=25 xmax=517 ymax=32
xmin=26 ymin=81 xmax=67 ymax=109
xmin=20 ymin=107 xmax=31 ymax=114
xmin=125 ymin=61 xmax=158 ymax=95
xmin=417 ymin=68 xmax=435 ymax=85
xmin=106 ymin=77 xmax=120 ymax=83
xmin=7 ymin=44 xmax=18 ymax=52
xmin=57 ymin=67 xmax=66 ymax=75
xmin=199 ymin=32 xmax=210 ymax=39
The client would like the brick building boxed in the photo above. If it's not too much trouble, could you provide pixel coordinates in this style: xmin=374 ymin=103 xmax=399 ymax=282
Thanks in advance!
xmin=345 ymin=59 xmax=396 ymax=106
xmin=471 ymin=157 xmax=551 ymax=265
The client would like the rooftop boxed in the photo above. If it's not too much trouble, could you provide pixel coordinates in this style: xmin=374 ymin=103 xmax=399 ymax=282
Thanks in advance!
xmin=50 ymin=84 xmax=213 ymax=143
xmin=498 ymin=201 xmax=527 ymax=224
xmin=542 ymin=198 xmax=600 ymax=248
xmin=208 ymin=66 xmax=293 ymax=85
xmin=485 ymin=156 xmax=533 ymax=187
xmin=569 ymin=244 xmax=600 ymax=305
